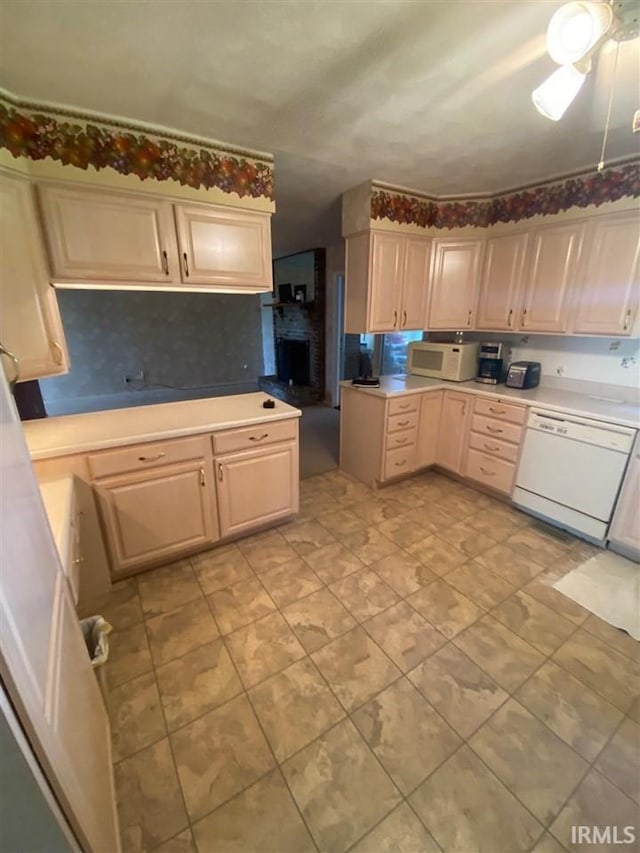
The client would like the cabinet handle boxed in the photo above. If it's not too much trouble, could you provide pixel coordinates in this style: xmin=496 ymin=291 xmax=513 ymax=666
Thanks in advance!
xmin=398 ymin=403 xmax=410 ymax=410
xmin=486 ymin=426 xmax=503 ymax=434
xmin=248 ymin=433 xmax=269 ymax=442
xmin=488 ymin=407 xmax=506 ymax=415
xmin=162 ymin=250 xmax=169 ymax=276
xmin=0 ymin=342 xmax=19 ymax=391
xmin=394 ymin=437 xmax=408 ymax=445
xmin=484 ymin=442 xmax=501 ymax=451
xmin=183 ymin=252 xmax=190 ymax=278
xmin=462 ymin=401 xmax=466 ymax=415
xmin=138 ymin=452 xmax=166 ymax=463
xmin=393 ymin=310 xmax=398 ymax=328
xmin=51 ymin=341 xmax=64 ymax=365
xmin=394 ymin=459 xmax=406 ymax=466
xmin=402 ymin=310 xmax=407 ymax=327
xmin=624 ymin=309 xmax=631 ymax=331
xmin=480 ymin=466 xmax=496 ymax=476
xmin=467 ymin=309 xmax=472 ymax=326
xmin=200 ymin=467 xmax=206 ymax=487
xmin=521 ymin=308 xmax=527 ymax=326
xmin=218 ymin=462 xmax=224 ymax=481
xmin=507 ymin=309 xmax=513 ymax=327
xmin=72 ymin=555 xmax=84 ymax=565
xmin=397 ymin=419 xmax=409 ymax=426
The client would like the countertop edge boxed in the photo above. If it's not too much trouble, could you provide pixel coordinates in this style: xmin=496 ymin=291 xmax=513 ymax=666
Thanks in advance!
xmin=340 ymin=380 xmax=640 ymax=430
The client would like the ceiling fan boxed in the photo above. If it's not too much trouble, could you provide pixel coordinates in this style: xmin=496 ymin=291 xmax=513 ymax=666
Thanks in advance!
xmin=532 ymin=0 xmax=639 ymax=133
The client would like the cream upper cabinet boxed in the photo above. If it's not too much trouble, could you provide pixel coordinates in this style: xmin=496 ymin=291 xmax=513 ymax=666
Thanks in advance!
xmin=401 ymin=236 xmax=431 ymax=330
xmin=174 ymin=203 xmax=272 ymax=291
xmin=38 ymin=184 xmax=179 ymax=283
xmin=475 ymin=232 xmax=528 ymax=331
xmin=0 ymin=172 xmax=69 ymax=381
xmin=519 ymin=221 xmax=584 ymax=333
xmin=428 ymin=238 xmax=484 ymax=330
xmin=345 ymin=231 xmax=429 ymax=333
xmin=572 ymin=211 xmax=639 ymax=336
xmin=435 ymin=390 xmax=471 ymax=473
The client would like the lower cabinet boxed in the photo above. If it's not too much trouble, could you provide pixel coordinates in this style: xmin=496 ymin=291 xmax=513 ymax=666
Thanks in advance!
xmin=215 ymin=442 xmax=299 ymax=538
xmin=462 ymin=397 xmax=525 ymax=495
xmin=416 ymin=391 xmax=443 ymax=469
xmin=435 ymin=391 xmax=471 ymax=473
xmin=608 ymin=442 xmax=640 ymax=559
xmin=95 ymin=460 xmax=219 ymax=575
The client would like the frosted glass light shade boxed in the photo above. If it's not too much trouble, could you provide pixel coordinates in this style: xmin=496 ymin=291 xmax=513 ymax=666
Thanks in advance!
xmin=532 ymin=64 xmax=589 ymax=120
xmin=547 ymin=2 xmax=613 ymax=64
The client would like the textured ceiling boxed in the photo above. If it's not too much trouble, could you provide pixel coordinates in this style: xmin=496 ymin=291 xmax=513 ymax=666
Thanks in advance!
xmin=1 ymin=0 xmax=638 ymax=255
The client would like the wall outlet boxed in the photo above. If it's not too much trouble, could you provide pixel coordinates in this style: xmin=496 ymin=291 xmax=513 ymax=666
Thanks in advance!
xmin=621 ymin=357 xmax=637 ymax=369
xmin=124 ymin=369 xmax=145 ymax=385
xmin=556 ymin=366 xmax=565 ymax=376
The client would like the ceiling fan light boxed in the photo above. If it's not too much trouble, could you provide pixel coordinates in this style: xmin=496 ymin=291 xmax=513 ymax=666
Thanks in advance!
xmin=532 ymin=63 xmax=589 ymax=120
xmin=547 ymin=1 xmax=613 ymax=63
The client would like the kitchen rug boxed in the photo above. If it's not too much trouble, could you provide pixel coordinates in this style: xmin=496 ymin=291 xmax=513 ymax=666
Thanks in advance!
xmin=553 ymin=551 xmax=640 ymax=641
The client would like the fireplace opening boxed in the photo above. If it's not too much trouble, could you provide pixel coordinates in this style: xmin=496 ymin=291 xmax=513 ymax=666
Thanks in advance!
xmin=276 ymin=339 xmax=310 ymax=386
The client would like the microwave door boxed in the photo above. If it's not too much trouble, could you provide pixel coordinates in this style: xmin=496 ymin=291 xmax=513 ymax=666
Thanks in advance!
xmin=413 ymin=349 xmax=444 ymax=373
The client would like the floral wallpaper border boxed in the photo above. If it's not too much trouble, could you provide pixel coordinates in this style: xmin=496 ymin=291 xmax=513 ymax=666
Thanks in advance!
xmin=0 ymin=95 xmax=274 ymax=200
xmin=371 ymin=160 xmax=640 ymax=229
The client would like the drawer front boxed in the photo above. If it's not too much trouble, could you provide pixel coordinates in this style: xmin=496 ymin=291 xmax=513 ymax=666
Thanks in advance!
xmin=468 ymin=430 xmax=520 ymax=463
xmin=471 ymin=414 xmax=523 ymax=445
xmin=383 ymin=445 xmax=416 ymax=480
xmin=386 ymin=428 xmax=417 ymax=451
xmin=89 ymin=435 xmax=208 ymax=480
xmin=386 ymin=410 xmax=419 ymax=434
xmin=212 ymin=418 xmax=297 ymax=455
xmin=474 ymin=396 xmax=526 ymax=424
xmin=465 ymin=448 xmax=516 ymax=494
xmin=388 ymin=396 xmax=418 ymax=416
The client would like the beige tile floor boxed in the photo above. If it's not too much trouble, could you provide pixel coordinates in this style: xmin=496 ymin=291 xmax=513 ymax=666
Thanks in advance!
xmin=90 ymin=469 xmax=640 ymax=853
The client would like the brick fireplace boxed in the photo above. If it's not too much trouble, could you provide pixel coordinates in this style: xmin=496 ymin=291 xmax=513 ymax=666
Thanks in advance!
xmin=259 ymin=248 xmax=325 ymax=406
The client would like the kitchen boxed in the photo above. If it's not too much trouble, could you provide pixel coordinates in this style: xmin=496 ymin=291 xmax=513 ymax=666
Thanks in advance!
xmin=1 ymin=2 xmax=640 ymax=852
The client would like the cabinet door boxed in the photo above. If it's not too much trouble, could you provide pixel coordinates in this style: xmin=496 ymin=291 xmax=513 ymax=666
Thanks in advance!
xmin=428 ymin=239 xmax=483 ymax=329
xmin=96 ymin=461 xmax=219 ymax=574
xmin=38 ymin=185 xmax=178 ymax=283
xmin=0 ymin=172 xmax=69 ymax=381
xmin=572 ymin=212 xmax=639 ymax=336
xmin=401 ymin=236 xmax=430 ymax=330
xmin=520 ymin=222 xmax=584 ymax=333
xmin=415 ymin=391 xmax=443 ymax=469
xmin=435 ymin=391 xmax=470 ymax=473
xmin=368 ymin=232 xmax=404 ymax=332
xmin=216 ymin=443 xmax=298 ymax=538
xmin=609 ymin=453 xmax=640 ymax=555
xmin=174 ymin=204 xmax=272 ymax=290
xmin=475 ymin=232 xmax=528 ymax=330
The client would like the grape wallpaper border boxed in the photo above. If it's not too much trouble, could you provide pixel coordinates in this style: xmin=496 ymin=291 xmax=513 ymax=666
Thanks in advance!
xmin=0 ymin=95 xmax=274 ymax=201
xmin=371 ymin=160 xmax=640 ymax=229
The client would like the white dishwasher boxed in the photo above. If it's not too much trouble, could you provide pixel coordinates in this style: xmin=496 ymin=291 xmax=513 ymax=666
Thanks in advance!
xmin=513 ymin=409 xmax=637 ymax=541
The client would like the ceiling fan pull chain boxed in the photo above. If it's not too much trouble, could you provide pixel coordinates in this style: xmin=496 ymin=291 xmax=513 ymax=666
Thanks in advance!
xmin=597 ymin=40 xmax=621 ymax=172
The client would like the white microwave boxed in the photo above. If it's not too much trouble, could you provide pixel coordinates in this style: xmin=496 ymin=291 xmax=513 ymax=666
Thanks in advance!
xmin=407 ymin=341 xmax=479 ymax=382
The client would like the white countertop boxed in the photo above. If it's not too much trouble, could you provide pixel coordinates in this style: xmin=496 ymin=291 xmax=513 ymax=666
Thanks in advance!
xmin=341 ymin=376 xmax=640 ymax=429
xmin=38 ymin=475 xmax=74 ymax=565
xmin=25 ymin=392 xmax=301 ymax=460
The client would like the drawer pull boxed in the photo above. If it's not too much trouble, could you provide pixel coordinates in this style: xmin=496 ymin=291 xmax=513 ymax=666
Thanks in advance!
xmin=398 ymin=403 xmax=410 ymax=410
xmin=394 ymin=437 xmax=408 ymax=445
xmin=484 ymin=443 xmax=501 ymax=452
xmin=248 ymin=433 xmax=269 ymax=442
xmin=488 ymin=407 xmax=506 ymax=415
xmin=485 ymin=426 xmax=503 ymax=434
xmin=480 ymin=466 xmax=496 ymax=476
xmin=394 ymin=459 xmax=407 ymax=466
xmin=138 ymin=452 xmax=166 ymax=463
xmin=397 ymin=420 xmax=409 ymax=427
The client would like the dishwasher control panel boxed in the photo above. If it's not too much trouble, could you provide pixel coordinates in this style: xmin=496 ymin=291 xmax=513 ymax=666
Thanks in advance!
xmin=527 ymin=410 xmax=636 ymax=453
